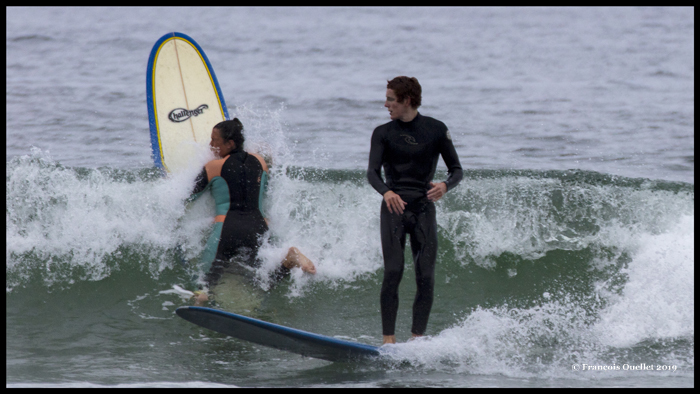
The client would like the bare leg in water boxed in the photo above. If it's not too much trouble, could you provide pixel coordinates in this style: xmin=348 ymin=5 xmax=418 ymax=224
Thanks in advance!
xmin=281 ymin=246 xmax=316 ymax=274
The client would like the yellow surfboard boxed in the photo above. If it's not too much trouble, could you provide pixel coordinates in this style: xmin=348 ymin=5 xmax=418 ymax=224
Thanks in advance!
xmin=146 ymin=32 xmax=229 ymax=173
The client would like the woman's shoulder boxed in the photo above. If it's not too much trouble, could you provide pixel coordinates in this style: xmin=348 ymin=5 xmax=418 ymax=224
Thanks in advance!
xmin=204 ymin=156 xmax=229 ymax=178
xmin=248 ymin=152 xmax=269 ymax=172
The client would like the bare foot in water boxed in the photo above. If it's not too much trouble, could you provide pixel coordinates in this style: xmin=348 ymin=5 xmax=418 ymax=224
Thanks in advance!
xmin=193 ymin=291 xmax=208 ymax=306
xmin=282 ymin=246 xmax=316 ymax=274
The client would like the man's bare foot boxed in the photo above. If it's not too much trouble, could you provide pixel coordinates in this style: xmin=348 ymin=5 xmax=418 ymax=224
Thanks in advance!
xmin=382 ymin=335 xmax=396 ymax=345
xmin=282 ymin=247 xmax=316 ymax=274
xmin=409 ymin=333 xmax=423 ymax=341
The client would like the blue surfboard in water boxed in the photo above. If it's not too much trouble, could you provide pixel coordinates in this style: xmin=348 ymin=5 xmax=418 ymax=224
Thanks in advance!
xmin=176 ymin=306 xmax=381 ymax=362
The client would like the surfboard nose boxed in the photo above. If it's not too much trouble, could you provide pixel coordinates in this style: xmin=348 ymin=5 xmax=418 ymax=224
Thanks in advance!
xmin=147 ymin=32 xmax=229 ymax=173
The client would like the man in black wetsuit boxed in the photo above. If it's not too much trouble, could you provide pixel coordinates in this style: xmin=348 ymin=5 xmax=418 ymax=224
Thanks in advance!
xmin=367 ymin=76 xmax=463 ymax=345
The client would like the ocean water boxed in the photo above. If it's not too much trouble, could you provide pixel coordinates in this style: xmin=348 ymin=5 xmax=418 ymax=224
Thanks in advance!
xmin=6 ymin=6 xmax=693 ymax=388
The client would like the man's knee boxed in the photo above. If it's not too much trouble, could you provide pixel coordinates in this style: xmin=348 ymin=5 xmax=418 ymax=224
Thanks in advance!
xmin=383 ymin=263 xmax=404 ymax=281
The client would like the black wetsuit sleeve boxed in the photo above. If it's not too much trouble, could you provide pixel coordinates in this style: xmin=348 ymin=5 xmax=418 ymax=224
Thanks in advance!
xmin=188 ymin=168 xmax=209 ymax=201
xmin=441 ymin=130 xmax=463 ymax=192
xmin=367 ymin=127 xmax=391 ymax=196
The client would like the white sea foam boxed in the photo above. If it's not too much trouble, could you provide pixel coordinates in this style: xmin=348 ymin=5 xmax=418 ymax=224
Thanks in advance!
xmin=593 ymin=215 xmax=694 ymax=347
xmin=380 ymin=214 xmax=694 ymax=378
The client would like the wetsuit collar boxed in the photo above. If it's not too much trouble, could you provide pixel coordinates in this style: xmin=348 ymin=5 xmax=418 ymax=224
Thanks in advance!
xmin=396 ymin=112 xmax=421 ymax=128
xmin=228 ymin=147 xmax=247 ymax=162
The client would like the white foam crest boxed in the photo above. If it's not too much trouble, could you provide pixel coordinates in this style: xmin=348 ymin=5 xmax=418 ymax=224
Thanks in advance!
xmin=593 ymin=215 xmax=694 ymax=347
xmin=440 ymin=176 xmax=570 ymax=267
xmin=229 ymin=103 xmax=293 ymax=168
xmin=440 ymin=176 xmax=694 ymax=269
xmin=256 ymin=176 xmax=383 ymax=292
xmin=383 ymin=299 xmax=600 ymax=379
xmin=6 ymin=148 xmax=205 ymax=287
xmin=381 ymin=215 xmax=694 ymax=378
xmin=382 ymin=298 xmax=690 ymax=379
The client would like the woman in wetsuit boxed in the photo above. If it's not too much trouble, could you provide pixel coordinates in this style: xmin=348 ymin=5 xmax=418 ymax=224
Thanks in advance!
xmin=190 ymin=119 xmax=315 ymax=304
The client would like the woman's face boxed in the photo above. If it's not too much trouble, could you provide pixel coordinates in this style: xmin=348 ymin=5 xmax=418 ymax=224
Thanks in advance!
xmin=209 ymin=127 xmax=235 ymax=158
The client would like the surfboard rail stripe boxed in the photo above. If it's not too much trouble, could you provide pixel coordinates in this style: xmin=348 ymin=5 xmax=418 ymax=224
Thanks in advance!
xmin=146 ymin=32 xmax=229 ymax=172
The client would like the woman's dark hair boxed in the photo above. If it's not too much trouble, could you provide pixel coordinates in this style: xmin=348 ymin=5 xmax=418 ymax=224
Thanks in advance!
xmin=387 ymin=76 xmax=422 ymax=109
xmin=214 ymin=118 xmax=245 ymax=150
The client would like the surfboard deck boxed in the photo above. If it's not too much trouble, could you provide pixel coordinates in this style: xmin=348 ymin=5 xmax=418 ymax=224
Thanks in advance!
xmin=176 ymin=306 xmax=381 ymax=362
xmin=146 ymin=32 xmax=229 ymax=173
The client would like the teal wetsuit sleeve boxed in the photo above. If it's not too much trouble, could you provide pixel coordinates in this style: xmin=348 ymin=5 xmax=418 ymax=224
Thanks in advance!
xmin=200 ymin=221 xmax=223 ymax=274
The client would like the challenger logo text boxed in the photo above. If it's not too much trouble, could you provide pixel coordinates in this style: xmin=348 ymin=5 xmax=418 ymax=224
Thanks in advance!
xmin=168 ymin=104 xmax=209 ymax=122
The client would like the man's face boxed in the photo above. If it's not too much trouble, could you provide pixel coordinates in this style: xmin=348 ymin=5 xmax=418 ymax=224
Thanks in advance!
xmin=385 ymin=88 xmax=412 ymax=121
